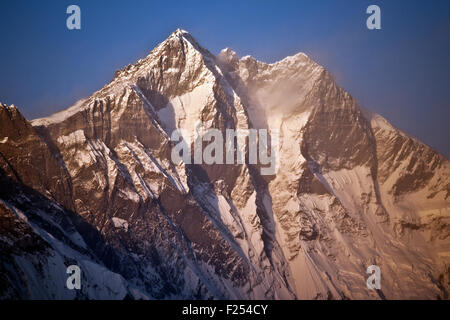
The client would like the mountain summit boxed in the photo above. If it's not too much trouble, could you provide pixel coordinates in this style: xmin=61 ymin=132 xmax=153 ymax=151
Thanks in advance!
xmin=1 ymin=30 xmax=449 ymax=299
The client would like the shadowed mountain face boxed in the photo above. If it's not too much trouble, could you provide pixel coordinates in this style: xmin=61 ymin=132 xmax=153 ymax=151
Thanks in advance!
xmin=0 ymin=29 xmax=449 ymax=300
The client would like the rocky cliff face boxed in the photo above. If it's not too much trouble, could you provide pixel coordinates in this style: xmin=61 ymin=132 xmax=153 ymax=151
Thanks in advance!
xmin=0 ymin=29 xmax=449 ymax=299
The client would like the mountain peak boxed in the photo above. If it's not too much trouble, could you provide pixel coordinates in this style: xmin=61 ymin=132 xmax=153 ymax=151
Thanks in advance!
xmin=0 ymin=103 xmax=17 ymax=110
xmin=217 ymin=48 xmax=239 ymax=71
xmin=152 ymin=28 xmax=207 ymax=61
xmin=0 ymin=103 xmax=21 ymax=120
xmin=172 ymin=28 xmax=190 ymax=37
xmin=166 ymin=28 xmax=196 ymax=45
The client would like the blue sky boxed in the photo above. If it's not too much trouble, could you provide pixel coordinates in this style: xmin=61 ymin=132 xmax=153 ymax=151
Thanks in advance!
xmin=0 ymin=0 xmax=449 ymax=157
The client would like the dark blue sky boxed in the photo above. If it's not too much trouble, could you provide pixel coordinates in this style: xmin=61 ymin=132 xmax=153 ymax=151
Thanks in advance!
xmin=0 ymin=0 xmax=449 ymax=157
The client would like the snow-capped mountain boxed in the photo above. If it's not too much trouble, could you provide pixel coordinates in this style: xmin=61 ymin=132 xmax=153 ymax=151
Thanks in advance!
xmin=0 ymin=29 xmax=448 ymax=299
